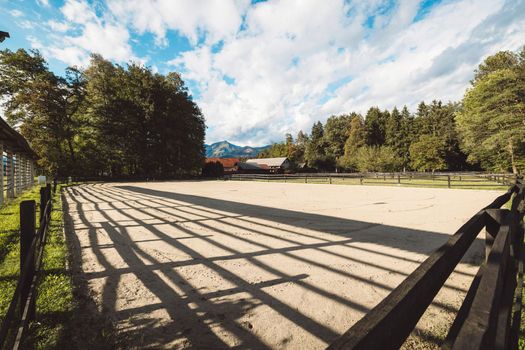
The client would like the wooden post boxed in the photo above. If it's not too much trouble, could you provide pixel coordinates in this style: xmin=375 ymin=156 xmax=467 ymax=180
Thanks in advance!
xmin=40 ymin=186 xmax=49 ymax=224
xmin=484 ymin=209 xmax=507 ymax=263
xmin=360 ymin=176 xmax=363 ymax=185
xmin=397 ymin=174 xmax=401 ymax=184
xmin=20 ymin=200 xmax=36 ymax=319
xmin=7 ymin=151 xmax=14 ymax=198
xmin=14 ymin=154 xmax=19 ymax=196
xmin=448 ymin=175 xmax=451 ymax=188
xmin=329 ymin=176 xmax=332 ymax=184
xmin=305 ymin=176 xmax=307 ymax=184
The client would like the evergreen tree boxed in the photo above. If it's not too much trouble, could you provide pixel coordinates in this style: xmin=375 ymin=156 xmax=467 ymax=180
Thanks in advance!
xmin=305 ymin=121 xmax=331 ymax=170
xmin=292 ymin=130 xmax=308 ymax=163
xmin=323 ymin=114 xmax=352 ymax=164
xmin=399 ymin=106 xmax=415 ymax=170
xmin=365 ymin=107 xmax=386 ymax=146
xmin=338 ymin=114 xmax=366 ymax=171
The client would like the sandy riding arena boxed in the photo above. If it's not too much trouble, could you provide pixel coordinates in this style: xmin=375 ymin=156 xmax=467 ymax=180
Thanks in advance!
xmin=62 ymin=181 xmax=502 ymax=349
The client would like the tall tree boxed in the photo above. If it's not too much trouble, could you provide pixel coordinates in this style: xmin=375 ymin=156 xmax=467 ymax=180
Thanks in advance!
xmin=456 ymin=47 xmax=525 ymax=174
xmin=305 ymin=121 xmax=331 ymax=170
xmin=365 ymin=107 xmax=386 ymax=146
xmin=338 ymin=114 xmax=366 ymax=171
xmin=0 ymin=49 xmax=85 ymax=175
xmin=0 ymin=49 xmax=205 ymax=177
xmin=292 ymin=130 xmax=308 ymax=163
xmin=399 ymin=106 xmax=415 ymax=170
xmin=323 ymin=114 xmax=352 ymax=164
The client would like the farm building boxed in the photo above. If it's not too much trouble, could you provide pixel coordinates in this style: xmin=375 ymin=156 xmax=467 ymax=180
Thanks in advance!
xmin=236 ymin=162 xmax=270 ymax=174
xmin=205 ymin=158 xmax=240 ymax=174
xmin=246 ymin=157 xmax=291 ymax=173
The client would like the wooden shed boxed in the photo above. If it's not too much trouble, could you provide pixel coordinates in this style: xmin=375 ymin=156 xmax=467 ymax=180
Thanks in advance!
xmin=0 ymin=117 xmax=37 ymax=205
xmin=246 ymin=157 xmax=291 ymax=173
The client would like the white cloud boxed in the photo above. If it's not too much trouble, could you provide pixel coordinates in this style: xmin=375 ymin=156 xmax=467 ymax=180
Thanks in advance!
xmin=167 ymin=0 xmax=525 ymax=145
xmin=107 ymin=0 xmax=250 ymax=46
xmin=17 ymin=20 xmax=36 ymax=29
xmin=36 ymin=0 xmax=50 ymax=7
xmin=47 ymin=20 xmax=71 ymax=32
xmin=9 ymin=9 xmax=23 ymax=17
xmin=41 ymin=0 xmax=138 ymax=67
xmin=17 ymin=0 xmax=525 ymax=145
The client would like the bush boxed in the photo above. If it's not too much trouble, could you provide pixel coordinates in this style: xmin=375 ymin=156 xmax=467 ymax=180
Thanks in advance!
xmin=355 ymin=146 xmax=402 ymax=172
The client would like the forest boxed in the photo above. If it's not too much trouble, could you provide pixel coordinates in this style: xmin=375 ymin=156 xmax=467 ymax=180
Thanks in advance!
xmin=0 ymin=49 xmax=205 ymax=178
xmin=1 ymin=46 xmax=524 ymax=177
xmin=258 ymin=46 xmax=525 ymax=175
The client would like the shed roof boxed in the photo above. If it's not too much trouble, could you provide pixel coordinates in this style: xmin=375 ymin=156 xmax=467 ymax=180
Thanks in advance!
xmin=237 ymin=162 xmax=269 ymax=170
xmin=246 ymin=157 xmax=288 ymax=167
xmin=205 ymin=157 xmax=240 ymax=168
xmin=0 ymin=118 xmax=38 ymax=158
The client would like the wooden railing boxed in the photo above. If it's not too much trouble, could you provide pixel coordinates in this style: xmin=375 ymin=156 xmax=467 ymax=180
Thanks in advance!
xmin=327 ymin=179 xmax=525 ymax=349
xmin=0 ymin=184 xmax=53 ymax=350
xmin=228 ymin=172 xmax=517 ymax=188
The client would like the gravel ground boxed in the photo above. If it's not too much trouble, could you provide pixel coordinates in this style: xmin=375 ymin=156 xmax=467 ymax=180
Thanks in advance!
xmin=62 ymin=181 xmax=502 ymax=349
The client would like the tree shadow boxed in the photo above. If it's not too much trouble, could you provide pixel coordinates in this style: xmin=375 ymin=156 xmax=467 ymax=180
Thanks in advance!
xmin=61 ymin=183 xmax=485 ymax=349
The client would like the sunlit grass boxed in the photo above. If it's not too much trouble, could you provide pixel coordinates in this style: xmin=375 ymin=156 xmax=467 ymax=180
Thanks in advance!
xmin=244 ymin=176 xmax=510 ymax=190
xmin=0 ymin=184 xmax=75 ymax=349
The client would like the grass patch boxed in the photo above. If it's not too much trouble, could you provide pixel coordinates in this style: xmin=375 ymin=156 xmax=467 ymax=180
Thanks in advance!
xmin=244 ymin=176 xmax=509 ymax=190
xmin=0 ymin=184 xmax=100 ymax=349
xmin=0 ymin=186 xmax=42 ymax=327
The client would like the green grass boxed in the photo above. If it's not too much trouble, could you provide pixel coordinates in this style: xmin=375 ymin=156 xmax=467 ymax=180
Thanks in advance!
xmin=30 ymin=184 xmax=75 ymax=349
xmin=0 ymin=184 xmax=78 ymax=349
xmin=0 ymin=186 xmax=42 ymax=326
xmin=246 ymin=176 xmax=510 ymax=190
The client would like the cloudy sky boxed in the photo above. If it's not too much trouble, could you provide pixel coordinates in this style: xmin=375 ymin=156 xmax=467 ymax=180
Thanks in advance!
xmin=1 ymin=0 xmax=525 ymax=146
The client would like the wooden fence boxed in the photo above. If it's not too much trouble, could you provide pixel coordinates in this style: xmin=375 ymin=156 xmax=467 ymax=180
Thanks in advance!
xmin=0 ymin=117 xmax=38 ymax=206
xmin=0 ymin=184 xmax=53 ymax=350
xmin=228 ymin=172 xmax=517 ymax=188
xmin=327 ymin=179 xmax=525 ymax=349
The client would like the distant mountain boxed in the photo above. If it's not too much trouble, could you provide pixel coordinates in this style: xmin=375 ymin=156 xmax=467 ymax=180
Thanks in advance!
xmin=205 ymin=141 xmax=270 ymax=158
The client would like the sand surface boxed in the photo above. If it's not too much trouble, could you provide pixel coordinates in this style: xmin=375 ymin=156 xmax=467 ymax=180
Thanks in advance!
xmin=62 ymin=181 xmax=502 ymax=349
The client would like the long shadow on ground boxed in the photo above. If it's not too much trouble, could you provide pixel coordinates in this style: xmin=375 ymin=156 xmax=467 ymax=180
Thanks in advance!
xmin=62 ymin=183 xmax=485 ymax=349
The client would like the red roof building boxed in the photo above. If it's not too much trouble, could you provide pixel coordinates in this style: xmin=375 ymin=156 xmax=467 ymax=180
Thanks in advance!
xmin=205 ymin=158 xmax=240 ymax=174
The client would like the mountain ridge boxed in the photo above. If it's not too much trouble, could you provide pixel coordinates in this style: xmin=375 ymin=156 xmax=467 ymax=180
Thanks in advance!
xmin=205 ymin=141 xmax=270 ymax=158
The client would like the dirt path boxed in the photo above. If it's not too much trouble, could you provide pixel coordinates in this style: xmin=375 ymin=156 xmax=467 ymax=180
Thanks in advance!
xmin=63 ymin=181 xmax=501 ymax=349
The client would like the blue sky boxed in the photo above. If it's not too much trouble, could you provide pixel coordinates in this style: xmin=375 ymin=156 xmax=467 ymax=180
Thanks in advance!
xmin=1 ymin=0 xmax=524 ymax=146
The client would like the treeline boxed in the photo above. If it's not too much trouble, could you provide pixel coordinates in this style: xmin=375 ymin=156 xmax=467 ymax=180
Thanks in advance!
xmin=260 ymin=46 xmax=525 ymax=174
xmin=0 ymin=49 xmax=205 ymax=178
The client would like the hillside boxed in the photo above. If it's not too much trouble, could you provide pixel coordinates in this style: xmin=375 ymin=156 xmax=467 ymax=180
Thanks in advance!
xmin=205 ymin=141 xmax=269 ymax=158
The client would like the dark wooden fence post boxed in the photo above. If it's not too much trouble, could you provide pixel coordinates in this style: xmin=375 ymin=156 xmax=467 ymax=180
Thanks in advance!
xmin=360 ymin=176 xmax=363 ymax=185
xmin=20 ymin=200 xmax=36 ymax=319
xmin=329 ymin=176 xmax=332 ymax=184
xmin=448 ymin=175 xmax=451 ymax=188
xmin=40 ymin=186 xmax=48 ymax=224
xmin=485 ymin=209 xmax=508 ymax=263
xmin=397 ymin=174 xmax=401 ymax=184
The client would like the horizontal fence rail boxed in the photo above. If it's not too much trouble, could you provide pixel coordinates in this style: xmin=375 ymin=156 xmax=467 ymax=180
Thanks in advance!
xmin=0 ymin=184 xmax=53 ymax=350
xmin=327 ymin=179 xmax=525 ymax=350
xmin=228 ymin=172 xmax=518 ymax=188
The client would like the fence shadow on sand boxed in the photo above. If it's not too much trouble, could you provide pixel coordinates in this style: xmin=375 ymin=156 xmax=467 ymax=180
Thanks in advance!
xmin=61 ymin=183 xmax=485 ymax=349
